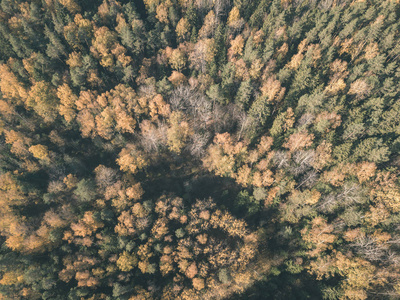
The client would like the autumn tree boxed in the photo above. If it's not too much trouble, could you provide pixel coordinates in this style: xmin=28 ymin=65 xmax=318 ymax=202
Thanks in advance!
xmin=26 ymin=81 xmax=58 ymax=122
xmin=167 ymin=111 xmax=192 ymax=154
xmin=57 ymin=83 xmax=78 ymax=123
xmin=116 ymin=144 xmax=149 ymax=174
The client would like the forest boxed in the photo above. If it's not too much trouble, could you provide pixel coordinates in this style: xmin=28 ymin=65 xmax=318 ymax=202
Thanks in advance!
xmin=0 ymin=0 xmax=400 ymax=299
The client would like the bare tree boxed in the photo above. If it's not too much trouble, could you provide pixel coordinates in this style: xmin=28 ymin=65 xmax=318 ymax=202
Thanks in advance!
xmin=214 ymin=0 xmax=232 ymax=18
xmin=189 ymin=132 xmax=211 ymax=157
xmin=273 ymin=151 xmax=291 ymax=169
xmin=186 ymin=93 xmax=212 ymax=124
xmin=297 ymin=113 xmax=315 ymax=128
xmin=296 ymin=170 xmax=319 ymax=189
xmin=317 ymin=184 xmax=365 ymax=213
xmin=317 ymin=193 xmax=339 ymax=213
xmin=352 ymin=236 xmax=388 ymax=262
xmin=290 ymin=150 xmax=315 ymax=176
xmin=138 ymin=82 xmax=156 ymax=97
xmin=95 ymin=165 xmax=117 ymax=189
xmin=169 ymin=86 xmax=213 ymax=126
xmin=337 ymin=184 xmax=365 ymax=207
xmin=195 ymin=0 xmax=214 ymax=12
xmin=139 ymin=120 xmax=168 ymax=153
xmin=169 ymin=85 xmax=192 ymax=111
xmin=189 ymin=40 xmax=208 ymax=73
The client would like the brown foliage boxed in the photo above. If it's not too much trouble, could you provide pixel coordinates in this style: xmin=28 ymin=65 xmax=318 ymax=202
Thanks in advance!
xmin=283 ymin=131 xmax=314 ymax=152
xmin=260 ymin=76 xmax=286 ymax=103
xmin=26 ymin=81 xmax=58 ymax=122
xmin=168 ymin=71 xmax=187 ymax=86
xmin=116 ymin=144 xmax=148 ymax=174
xmin=301 ymin=217 xmax=336 ymax=257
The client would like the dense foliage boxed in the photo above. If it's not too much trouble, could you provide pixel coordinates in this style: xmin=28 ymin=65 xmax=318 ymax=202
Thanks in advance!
xmin=1 ymin=0 xmax=400 ymax=299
